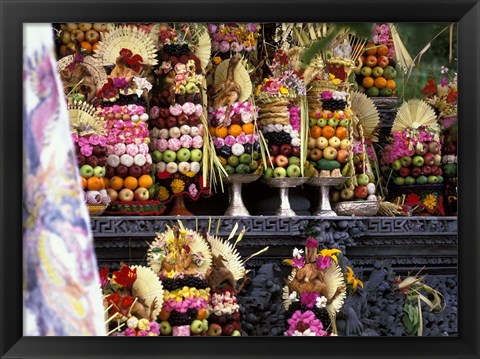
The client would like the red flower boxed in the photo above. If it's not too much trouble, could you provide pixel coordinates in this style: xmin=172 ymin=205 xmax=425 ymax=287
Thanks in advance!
xmin=405 ymin=193 xmax=421 ymax=205
xmin=120 ymin=295 xmax=134 ymax=309
xmin=157 ymin=171 xmax=171 ymax=180
xmin=99 ymin=266 xmax=110 ymax=286
xmin=446 ymin=91 xmax=457 ymax=103
xmin=119 ymin=48 xmax=133 ymax=58
xmin=421 ymin=78 xmax=437 ymax=97
xmin=112 ymin=266 xmax=137 ymax=288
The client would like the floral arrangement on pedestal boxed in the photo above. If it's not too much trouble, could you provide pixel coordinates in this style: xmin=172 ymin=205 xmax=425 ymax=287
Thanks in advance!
xmin=208 ymin=23 xmax=260 ymax=57
xmin=99 ymin=263 xmax=164 ymax=336
xmin=282 ymin=237 xmax=350 ymax=336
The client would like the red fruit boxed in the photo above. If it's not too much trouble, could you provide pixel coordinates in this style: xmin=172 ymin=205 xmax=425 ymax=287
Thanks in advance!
xmin=354 ymin=185 xmax=368 ymax=199
xmin=179 ymin=55 xmax=189 ymax=64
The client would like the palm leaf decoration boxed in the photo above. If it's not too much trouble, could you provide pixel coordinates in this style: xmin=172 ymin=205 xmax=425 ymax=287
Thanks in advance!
xmin=350 ymin=91 xmax=380 ymax=142
xmin=130 ymin=265 xmax=164 ymax=320
xmin=191 ymin=25 xmax=211 ymax=71
xmin=391 ymin=99 xmax=438 ymax=134
xmin=390 ymin=24 xmax=415 ymax=74
xmin=324 ymin=263 xmax=347 ymax=319
xmin=214 ymin=57 xmax=253 ymax=102
xmin=68 ymin=99 xmax=105 ymax=137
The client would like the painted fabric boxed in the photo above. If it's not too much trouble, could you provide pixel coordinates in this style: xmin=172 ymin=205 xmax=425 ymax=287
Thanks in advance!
xmin=23 ymin=23 xmax=106 ymax=336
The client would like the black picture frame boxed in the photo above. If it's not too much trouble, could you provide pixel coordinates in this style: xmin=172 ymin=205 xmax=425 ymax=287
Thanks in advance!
xmin=1 ymin=0 xmax=479 ymax=358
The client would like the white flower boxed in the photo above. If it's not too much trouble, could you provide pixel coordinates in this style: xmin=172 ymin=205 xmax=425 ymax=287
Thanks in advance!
xmin=292 ymin=329 xmax=316 ymax=336
xmin=289 ymin=291 xmax=299 ymax=302
xmin=283 ymin=124 xmax=293 ymax=133
xmin=127 ymin=317 xmax=139 ymax=329
xmin=441 ymin=66 xmax=449 ymax=74
xmin=315 ymin=296 xmax=328 ymax=309
xmin=274 ymin=123 xmax=283 ymax=132
xmin=292 ymin=247 xmax=304 ymax=259
xmin=133 ymin=77 xmax=152 ymax=97
xmin=291 ymin=138 xmax=301 ymax=147
xmin=330 ymin=333 xmax=338 ymax=336
xmin=290 ymin=130 xmax=300 ymax=138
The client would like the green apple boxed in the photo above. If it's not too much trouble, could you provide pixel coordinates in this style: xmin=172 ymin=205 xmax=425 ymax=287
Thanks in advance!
xmin=327 ymin=118 xmax=339 ymax=127
xmin=160 ymin=321 xmax=172 ymax=335
xmin=263 ymin=167 xmax=274 ymax=179
xmin=239 ymin=153 xmax=252 ymax=165
xmin=190 ymin=149 xmax=203 ymax=162
xmin=357 ymin=173 xmax=370 ymax=186
xmin=309 ymin=118 xmax=317 ymax=127
xmin=394 ymin=177 xmax=405 ymax=185
xmin=273 ymin=167 xmax=287 ymax=178
xmin=361 ymin=66 xmax=372 ymax=77
xmin=224 ymin=164 xmax=235 ymax=175
xmin=383 ymin=66 xmax=397 ymax=80
xmin=392 ymin=160 xmax=402 ymax=171
xmin=412 ymin=156 xmax=424 ymax=167
xmin=288 ymin=156 xmax=301 ymax=166
xmin=379 ymin=88 xmax=393 ymax=97
xmin=317 ymin=118 xmax=327 ymax=127
xmin=93 ymin=166 xmax=106 ymax=177
xmin=436 ymin=175 xmax=444 ymax=183
xmin=252 ymin=151 xmax=260 ymax=160
xmin=190 ymin=319 xmax=204 ymax=334
xmin=80 ymin=164 xmax=94 ymax=178
xmin=163 ymin=150 xmax=177 ymax=163
xmin=405 ymin=176 xmax=416 ymax=185
xmin=339 ymin=119 xmax=349 ymax=127
xmin=151 ymin=150 xmax=163 ymax=163
xmin=228 ymin=155 xmax=239 ymax=167
xmin=249 ymin=160 xmax=259 ymax=171
xmin=427 ymin=175 xmax=439 ymax=184
xmin=176 ymin=148 xmax=191 ymax=162
xmin=286 ymin=164 xmax=301 ymax=177
xmin=366 ymin=87 xmax=379 ymax=97
xmin=416 ymin=175 xmax=428 ymax=185
xmin=235 ymin=164 xmax=250 ymax=174
xmin=372 ymin=66 xmax=384 ymax=77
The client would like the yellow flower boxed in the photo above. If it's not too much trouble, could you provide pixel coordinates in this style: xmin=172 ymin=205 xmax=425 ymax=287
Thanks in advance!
xmin=283 ymin=259 xmax=294 ymax=266
xmin=166 ymin=270 xmax=176 ymax=279
xmin=138 ymin=318 xmax=150 ymax=331
xmin=185 ymin=171 xmax=196 ymax=178
xmin=171 ymin=179 xmax=185 ymax=194
xmin=423 ymin=194 xmax=437 ymax=210
xmin=318 ymin=248 xmax=341 ymax=264
xmin=280 ymin=86 xmax=289 ymax=94
xmin=158 ymin=186 xmax=169 ymax=201
xmin=213 ymin=56 xmax=222 ymax=65
xmin=346 ymin=266 xmax=364 ymax=291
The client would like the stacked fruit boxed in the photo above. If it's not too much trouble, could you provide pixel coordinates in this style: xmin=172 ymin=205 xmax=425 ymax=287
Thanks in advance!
xmin=355 ymin=43 xmax=397 ymax=98
xmin=307 ymin=90 xmax=351 ymax=177
xmin=99 ymin=105 xmax=154 ymax=202
xmin=57 ymin=23 xmax=109 ymax=57
xmin=390 ymin=141 xmax=443 ymax=186
xmin=208 ymin=101 xmax=262 ymax=176
xmin=73 ymin=133 xmax=110 ymax=206
xmin=205 ymin=287 xmax=242 ymax=336
xmin=157 ymin=275 xmax=211 ymax=336
xmin=259 ymin=103 xmax=306 ymax=179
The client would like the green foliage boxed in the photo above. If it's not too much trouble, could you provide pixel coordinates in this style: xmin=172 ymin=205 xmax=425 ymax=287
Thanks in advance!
xmin=402 ymin=301 xmax=420 ymax=335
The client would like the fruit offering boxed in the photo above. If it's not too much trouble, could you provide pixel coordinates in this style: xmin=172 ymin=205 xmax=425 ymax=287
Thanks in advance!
xmin=150 ymin=24 xmax=210 ymax=204
xmin=256 ymin=49 xmax=308 ymax=180
xmin=282 ymin=238 xmax=348 ymax=336
xmin=56 ymin=23 xmax=111 ymax=58
xmin=381 ymin=100 xmax=443 ymax=186
xmin=307 ymin=90 xmax=352 ymax=177
xmin=208 ymin=23 xmax=260 ymax=56
xmin=355 ymin=24 xmax=397 ymax=98
xmin=100 ymin=105 xmax=153 ymax=202
xmin=209 ymin=101 xmax=261 ymax=176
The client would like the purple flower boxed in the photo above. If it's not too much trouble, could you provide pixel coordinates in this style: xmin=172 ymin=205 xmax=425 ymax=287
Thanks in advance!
xmin=189 ymin=183 xmax=198 ymax=198
xmin=305 ymin=237 xmax=318 ymax=248
xmin=214 ymin=137 xmax=225 ymax=148
xmin=292 ymin=256 xmax=305 ymax=268
xmin=231 ymin=42 xmax=243 ymax=52
xmin=89 ymin=134 xmax=100 ymax=146
xmin=208 ymin=24 xmax=218 ymax=33
xmin=80 ymin=144 xmax=93 ymax=157
xmin=300 ymin=292 xmax=320 ymax=308
xmin=316 ymin=256 xmax=332 ymax=270
xmin=149 ymin=322 xmax=160 ymax=335
xmin=321 ymin=91 xmax=333 ymax=100
xmin=137 ymin=330 xmax=148 ymax=337
xmin=212 ymin=33 xmax=224 ymax=42
xmin=236 ymin=134 xmax=247 ymax=145
xmin=113 ymin=77 xmax=129 ymax=89
xmin=246 ymin=23 xmax=257 ymax=33
xmin=219 ymin=41 xmax=230 ymax=53
xmin=441 ymin=76 xmax=448 ymax=87
xmin=224 ymin=135 xmax=236 ymax=147
xmin=124 ymin=328 xmax=136 ymax=336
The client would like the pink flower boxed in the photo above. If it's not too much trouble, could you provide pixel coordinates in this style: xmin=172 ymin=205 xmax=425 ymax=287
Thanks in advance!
xmin=80 ymin=144 xmax=93 ymax=157
xmin=231 ymin=42 xmax=243 ymax=52
xmin=214 ymin=137 xmax=225 ymax=148
xmin=179 ymin=134 xmax=193 ymax=148
xmin=192 ymin=135 xmax=204 ymax=149
xmin=292 ymin=256 xmax=305 ymax=268
xmin=195 ymin=104 xmax=203 ymax=117
xmin=211 ymin=41 xmax=220 ymax=52
xmin=316 ymin=256 xmax=332 ymax=270
xmin=169 ymin=104 xmax=183 ymax=116
xmin=124 ymin=328 xmax=136 ymax=336
xmin=208 ymin=24 xmax=218 ymax=33
xmin=182 ymin=102 xmax=196 ymax=115
xmin=168 ymin=138 xmax=182 ymax=151
xmin=236 ymin=134 xmax=247 ymax=145
xmin=246 ymin=23 xmax=257 ymax=33
xmin=305 ymin=237 xmax=318 ymax=248
xmin=150 ymin=106 xmax=160 ymax=119
xmin=300 ymin=292 xmax=320 ymax=308
xmin=212 ymin=33 xmax=223 ymax=42
xmin=156 ymin=138 xmax=168 ymax=151
xmin=219 ymin=41 xmax=230 ymax=53
xmin=224 ymin=135 xmax=236 ymax=147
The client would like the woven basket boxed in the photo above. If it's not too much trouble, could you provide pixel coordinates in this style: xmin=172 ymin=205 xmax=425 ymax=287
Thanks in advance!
xmin=333 ymin=200 xmax=380 ymax=216
xmin=87 ymin=204 xmax=108 ymax=217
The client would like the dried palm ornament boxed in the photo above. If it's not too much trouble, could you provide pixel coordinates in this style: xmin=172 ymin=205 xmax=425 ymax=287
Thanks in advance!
xmin=67 ymin=99 xmax=105 ymax=137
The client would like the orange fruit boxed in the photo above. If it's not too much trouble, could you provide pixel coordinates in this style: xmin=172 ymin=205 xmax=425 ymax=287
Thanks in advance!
xmin=87 ymin=176 xmax=104 ymax=191
xmin=196 ymin=308 xmax=208 ymax=320
xmin=209 ymin=126 xmax=216 ymax=136
xmin=374 ymin=77 xmax=387 ymax=89
xmin=80 ymin=41 xmax=92 ymax=53
xmin=321 ymin=125 xmax=335 ymax=139
xmin=386 ymin=79 xmax=397 ymax=90
xmin=310 ymin=125 xmax=322 ymax=139
xmin=377 ymin=45 xmax=389 ymax=56
xmin=362 ymin=76 xmax=374 ymax=88
xmin=109 ymin=176 xmax=124 ymax=191
xmin=218 ymin=156 xmax=227 ymax=166
xmin=158 ymin=309 xmax=171 ymax=321
xmin=214 ymin=126 xmax=228 ymax=138
xmin=92 ymin=41 xmax=100 ymax=52
xmin=228 ymin=124 xmax=243 ymax=137
xmin=242 ymin=122 xmax=255 ymax=135
xmin=123 ymin=176 xmax=138 ymax=191
xmin=81 ymin=176 xmax=87 ymax=189
xmin=102 ymin=177 xmax=110 ymax=189
xmin=365 ymin=43 xmax=377 ymax=55
xmin=335 ymin=126 xmax=348 ymax=140
xmin=138 ymin=174 xmax=153 ymax=189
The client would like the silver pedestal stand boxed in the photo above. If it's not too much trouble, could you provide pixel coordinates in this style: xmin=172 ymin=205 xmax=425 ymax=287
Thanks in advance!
xmin=224 ymin=174 xmax=262 ymax=216
xmin=262 ymin=177 xmax=309 ymax=216
xmin=307 ymin=177 xmax=348 ymax=216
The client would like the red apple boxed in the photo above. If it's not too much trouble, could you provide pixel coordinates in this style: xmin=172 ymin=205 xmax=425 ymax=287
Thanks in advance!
xmin=134 ymin=187 xmax=149 ymax=201
xmin=268 ymin=144 xmax=279 ymax=157
xmin=275 ymin=155 xmax=289 ymax=168
xmin=291 ymin=146 xmax=301 ymax=157
xmin=336 ymin=149 xmax=349 ymax=164
xmin=166 ymin=116 xmax=177 ymax=128
xmin=85 ymin=29 xmax=100 ymax=44
xmin=399 ymin=167 xmax=410 ymax=178
xmin=107 ymin=188 xmax=119 ymax=201
xmin=354 ymin=185 xmax=368 ymax=199
xmin=188 ymin=115 xmax=200 ymax=127
xmin=159 ymin=107 xmax=170 ymax=118
xmin=222 ymin=324 xmax=235 ymax=336
xmin=129 ymin=165 xmax=143 ymax=178
xmin=105 ymin=166 xmax=116 ymax=178
xmin=366 ymin=55 xmax=378 ymax=68
xmin=177 ymin=113 xmax=189 ymax=126
xmin=411 ymin=167 xmax=422 ymax=178
xmin=279 ymin=144 xmax=292 ymax=157
xmin=116 ymin=164 xmax=129 ymax=178
xmin=423 ymin=153 xmax=435 ymax=166
xmin=230 ymin=113 xmax=242 ymax=125
xmin=309 ymin=148 xmax=323 ymax=161
xmin=157 ymin=118 xmax=167 ymax=129
xmin=421 ymin=165 xmax=432 ymax=175
xmin=377 ymin=55 xmax=389 ymax=68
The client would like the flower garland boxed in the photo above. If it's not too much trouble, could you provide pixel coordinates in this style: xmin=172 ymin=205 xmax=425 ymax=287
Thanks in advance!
xmin=421 ymin=65 xmax=458 ymax=118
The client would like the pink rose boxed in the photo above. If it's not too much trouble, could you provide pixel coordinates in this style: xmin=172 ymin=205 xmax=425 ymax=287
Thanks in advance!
xmin=126 ymin=144 xmax=139 ymax=156
xmin=182 ymin=102 xmax=196 ymax=115
xmin=156 ymin=138 xmax=168 ymax=152
xmin=80 ymin=144 xmax=93 ymax=157
xmin=224 ymin=135 xmax=236 ymax=147
xmin=169 ymin=104 xmax=183 ymax=116
xmin=179 ymin=134 xmax=193 ymax=148
xmin=168 ymin=138 xmax=182 ymax=151
xmin=236 ymin=134 xmax=247 ymax=145
xmin=192 ymin=135 xmax=204 ymax=149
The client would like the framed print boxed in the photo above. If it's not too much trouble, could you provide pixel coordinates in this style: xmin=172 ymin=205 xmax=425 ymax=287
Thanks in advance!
xmin=1 ymin=0 xmax=479 ymax=358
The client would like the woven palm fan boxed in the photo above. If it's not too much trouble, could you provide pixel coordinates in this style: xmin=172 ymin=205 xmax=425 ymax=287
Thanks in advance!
xmin=130 ymin=265 xmax=164 ymax=320
xmin=391 ymin=99 xmax=438 ymax=134
xmin=390 ymin=24 xmax=415 ymax=74
xmin=350 ymin=91 xmax=380 ymax=142
xmin=282 ymin=268 xmax=298 ymax=310
xmin=214 ymin=57 xmax=252 ymax=102
xmin=93 ymin=25 xmax=158 ymax=67
xmin=68 ymin=100 xmax=105 ymax=136
xmin=192 ymin=25 xmax=211 ymax=71
xmin=147 ymin=226 xmax=213 ymax=276
xmin=207 ymin=235 xmax=245 ymax=281
xmin=57 ymin=55 xmax=108 ymax=89
xmin=323 ymin=263 xmax=347 ymax=319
